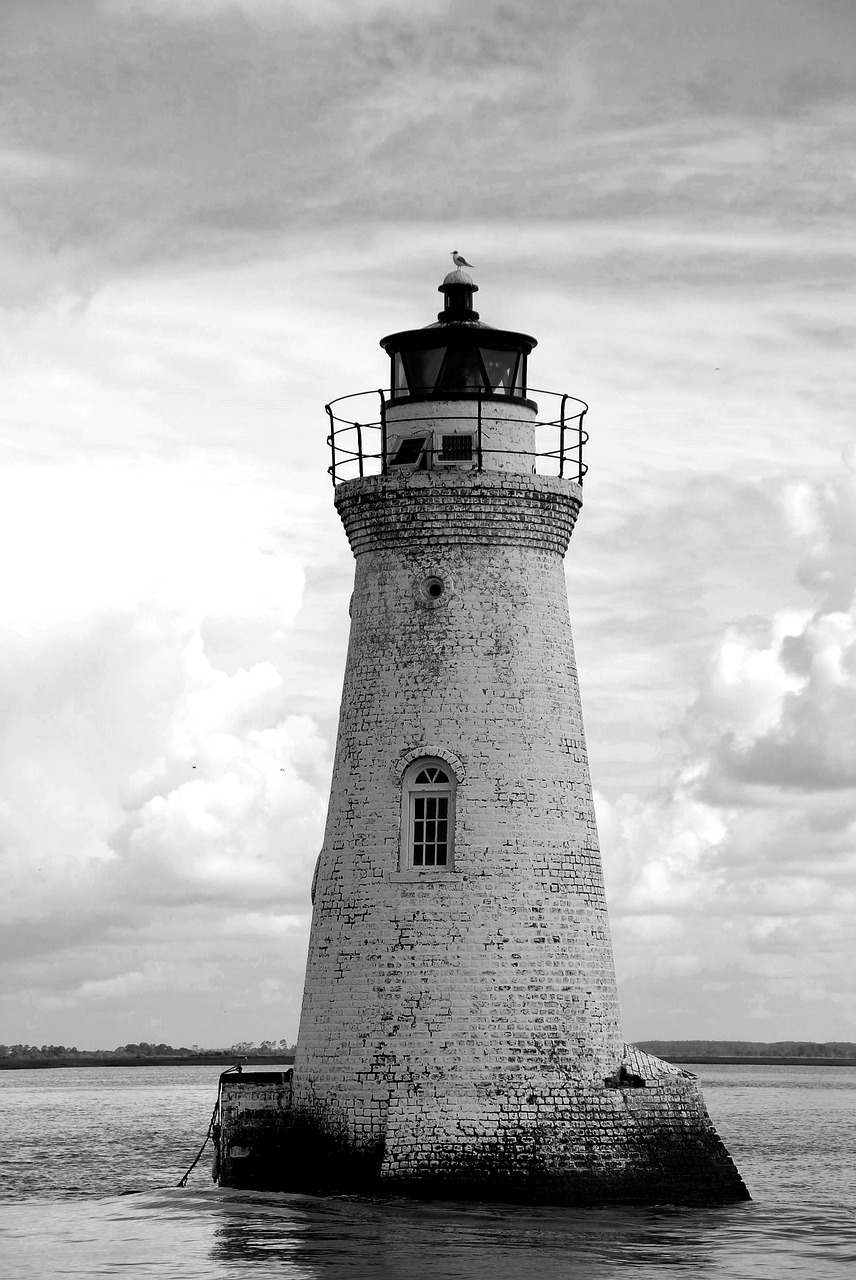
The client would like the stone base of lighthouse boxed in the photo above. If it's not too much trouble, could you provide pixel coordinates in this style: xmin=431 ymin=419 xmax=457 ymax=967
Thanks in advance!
xmin=218 ymin=1046 xmax=746 ymax=1204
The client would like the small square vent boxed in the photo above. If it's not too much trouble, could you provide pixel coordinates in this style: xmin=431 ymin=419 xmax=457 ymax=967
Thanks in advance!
xmin=438 ymin=434 xmax=473 ymax=464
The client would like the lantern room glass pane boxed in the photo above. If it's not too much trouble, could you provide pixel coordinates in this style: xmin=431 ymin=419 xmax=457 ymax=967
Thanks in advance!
xmin=438 ymin=346 xmax=484 ymax=391
xmin=443 ymin=288 xmax=473 ymax=314
xmin=393 ymin=353 xmax=409 ymax=395
xmin=481 ymin=348 xmax=519 ymax=395
xmin=403 ymin=346 xmax=446 ymax=394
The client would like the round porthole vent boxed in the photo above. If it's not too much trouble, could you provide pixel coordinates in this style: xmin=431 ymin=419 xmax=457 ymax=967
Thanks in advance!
xmin=417 ymin=575 xmax=449 ymax=608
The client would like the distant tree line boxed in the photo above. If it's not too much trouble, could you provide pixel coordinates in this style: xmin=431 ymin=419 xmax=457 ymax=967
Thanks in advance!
xmin=637 ymin=1040 xmax=856 ymax=1059
xmin=0 ymin=1039 xmax=296 ymax=1060
xmin=6 ymin=1039 xmax=854 ymax=1064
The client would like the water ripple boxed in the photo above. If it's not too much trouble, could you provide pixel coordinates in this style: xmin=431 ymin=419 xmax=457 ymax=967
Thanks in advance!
xmin=1 ymin=1064 xmax=855 ymax=1278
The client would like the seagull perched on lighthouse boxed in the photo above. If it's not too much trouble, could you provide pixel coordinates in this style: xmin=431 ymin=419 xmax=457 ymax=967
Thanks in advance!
xmin=451 ymin=250 xmax=474 ymax=269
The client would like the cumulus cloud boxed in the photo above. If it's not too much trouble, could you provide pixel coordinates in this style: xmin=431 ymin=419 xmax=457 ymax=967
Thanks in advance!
xmin=112 ymin=635 xmax=327 ymax=906
xmin=602 ymin=457 xmax=856 ymax=1038
xmin=0 ymin=622 xmax=328 ymax=918
xmin=690 ymin=458 xmax=856 ymax=796
xmin=708 ymin=611 xmax=856 ymax=792
xmin=0 ymin=619 xmax=330 ymax=1043
xmin=0 ymin=445 xmax=337 ymax=1044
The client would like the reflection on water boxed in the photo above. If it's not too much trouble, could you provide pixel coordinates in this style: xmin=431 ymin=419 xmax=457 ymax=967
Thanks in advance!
xmin=204 ymin=1189 xmax=856 ymax=1280
xmin=1 ymin=1064 xmax=855 ymax=1278
xmin=207 ymin=1192 xmax=751 ymax=1280
xmin=6 ymin=1186 xmax=851 ymax=1280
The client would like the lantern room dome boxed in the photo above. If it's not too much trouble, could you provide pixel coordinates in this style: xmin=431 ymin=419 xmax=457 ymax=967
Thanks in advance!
xmin=380 ymin=267 xmax=536 ymax=404
xmin=442 ymin=268 xmax=475 ymax=286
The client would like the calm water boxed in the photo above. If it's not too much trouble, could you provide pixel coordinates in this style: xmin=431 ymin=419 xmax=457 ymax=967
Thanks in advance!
xmin=0 ymin=1063 xmax=854 ymax=1278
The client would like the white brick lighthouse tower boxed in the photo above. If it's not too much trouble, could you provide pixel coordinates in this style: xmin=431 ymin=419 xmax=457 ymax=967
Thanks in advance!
xmin=288 ymin=266 xmax=747 ymax=1204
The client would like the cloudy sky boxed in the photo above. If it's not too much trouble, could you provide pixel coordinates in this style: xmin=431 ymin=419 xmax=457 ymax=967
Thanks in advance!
xmin=2 ymin=0 xmax=855 ymax=1050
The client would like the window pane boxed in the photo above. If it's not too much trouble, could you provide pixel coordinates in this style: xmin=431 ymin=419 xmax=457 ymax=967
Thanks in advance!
xmin=393 ymin=353 xmax=409 ymax=395
xmin=391 ymin=436 xmax=427 ymax=466
xmin=403 ymin=346 xmax=445 ymax=394
xmin=413 ymin=766 xmax=451 ymax=784
xmin=408 ymin=763 xmax=453 ymax=869
xmin=481 ymin=348 xmax=519 ymax=394
xmin=439 ymin=346 xmax=484 ymax=392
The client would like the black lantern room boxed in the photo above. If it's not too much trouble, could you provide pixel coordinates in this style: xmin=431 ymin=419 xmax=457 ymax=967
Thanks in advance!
xmin=380 ymin=269 xmax=537 ymax=404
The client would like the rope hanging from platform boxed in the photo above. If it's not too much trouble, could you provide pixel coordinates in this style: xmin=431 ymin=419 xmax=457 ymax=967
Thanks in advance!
xmin=176 ymin=1063 xmax=243 ymax=1187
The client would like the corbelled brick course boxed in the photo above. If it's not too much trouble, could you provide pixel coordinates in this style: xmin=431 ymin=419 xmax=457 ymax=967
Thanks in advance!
xmin=336 ymin=471 xmax=581 ymax=556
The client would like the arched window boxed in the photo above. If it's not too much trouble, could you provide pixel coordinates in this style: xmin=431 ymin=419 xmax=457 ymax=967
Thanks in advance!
xmin=401 ymin=759 xmax=455 ymax=869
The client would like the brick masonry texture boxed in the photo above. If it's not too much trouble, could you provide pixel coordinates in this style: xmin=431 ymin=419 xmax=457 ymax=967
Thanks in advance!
xmin=217 ymin=1073 xmax=294 ymax=1190
xmin=272 ymin=446 xmax=749 ymax=1204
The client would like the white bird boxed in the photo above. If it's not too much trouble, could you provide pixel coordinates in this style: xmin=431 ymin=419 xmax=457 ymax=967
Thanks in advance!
xmin=451 ymin=250 xmax=474 ymax=269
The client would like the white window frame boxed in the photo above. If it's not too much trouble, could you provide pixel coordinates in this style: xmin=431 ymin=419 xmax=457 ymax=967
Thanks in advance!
xmin=387 ymin=432 xmax=432 ymax=470
xmin=400 ymin=757 xmax=456 ymax=871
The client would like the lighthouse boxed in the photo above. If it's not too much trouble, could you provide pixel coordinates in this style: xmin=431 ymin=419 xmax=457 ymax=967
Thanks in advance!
xmin=271 ymin=266 xmax=747 ymax=1204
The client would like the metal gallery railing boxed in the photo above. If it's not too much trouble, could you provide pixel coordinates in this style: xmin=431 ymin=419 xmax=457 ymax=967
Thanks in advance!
xmin=324 ymin=387 xmax=588 ymax=486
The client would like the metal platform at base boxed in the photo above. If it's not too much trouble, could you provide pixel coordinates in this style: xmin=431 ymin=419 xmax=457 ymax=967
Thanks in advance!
xmin=215 ymin=1069 xmax=294 ymax=1190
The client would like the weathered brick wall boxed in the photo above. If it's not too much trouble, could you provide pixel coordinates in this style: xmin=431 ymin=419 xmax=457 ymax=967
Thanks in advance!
xmin=289 ymin=462 xmax=748 ymax=1205
xmin=335 ymin=470 xmax=580 ymax=556
xmin=376 ymin=1049 xmax=745 ymax=1204
xmin=217 ymin=1073 xmax=294 ymax=1190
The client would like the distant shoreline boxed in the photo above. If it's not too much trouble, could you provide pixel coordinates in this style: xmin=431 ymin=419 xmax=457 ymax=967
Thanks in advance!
xmin=0 ymin=1054 xmax=296 ymax=1070
xmin=668 ymin=1056 xmax=856 ymax=1067
xmin=2 ymin=1053 xmax=854 ymax=1070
